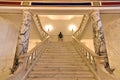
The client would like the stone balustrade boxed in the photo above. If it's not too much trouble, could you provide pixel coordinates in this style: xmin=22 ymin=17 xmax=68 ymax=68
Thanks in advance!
xmin=33 ymin=15 xmax=48 ymax=40
xmin=8 ymin=36 xmax=49 ymax=80
xmin=72 ymin=36 xmax=117 ymax=80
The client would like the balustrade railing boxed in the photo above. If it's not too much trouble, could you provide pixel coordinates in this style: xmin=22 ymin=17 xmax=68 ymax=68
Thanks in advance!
xmin=72 ymin=36 xmax=117 ymax=80
xmin=33 ymin=15 xmax=48 ymax=40
xmin=8 ymin=36 xmax=49 ymax=80
xmin=72 ymin=37 xmax=98 ymax=71
xmin=73 ymin=15 xmax=89 ymax=39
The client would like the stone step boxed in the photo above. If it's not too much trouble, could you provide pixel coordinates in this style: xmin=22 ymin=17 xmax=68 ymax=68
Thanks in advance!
xmin=27 ymin=77 xmax=96 ymax=80
xmin=44 ymin=51 xmax=77 ymax=53
xmin=33 ymin=66 xmax=89 ymax=71
xmin=36 ymin=61 xmax=84 ymax=64
xmin=34 ymin=64 xmax=87 ymax=67
xmin=37 ymin=59 xmax=83 ymax=63
xmin=39 ymin=56 xmax=82 ymax=59
xmin=37 ymin=59 xmax=84 ymax=63
xmin=32 ymin=66 xmax=90 ymax=71
xmin=35 ymin=62 xmax=86 ymax=66
xmin=26 ymin=42 xmax=96 ymax=80
xmin=42 ymin=52 xmax=79 ymax=55
xmin=45 ymin=48 xmax=75 ymax=50
xmin=30 ymin=70 xmax=93 ymax=74
xmin=28 ymin=73 xmax=94 ymax=78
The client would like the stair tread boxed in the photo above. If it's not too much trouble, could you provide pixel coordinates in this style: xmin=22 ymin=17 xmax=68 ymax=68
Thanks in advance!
xmin=32 ymin=66 xmax=90 ymax=71
xmin=26 ymin=42 xmax=96 ymax=80
xmin=29 ymin=74 xmax=94 ymax=78
xmin=35 ymin=63 xmax=86 ymax=66
xmin=27 ymin=78 xmax=96 ymax=80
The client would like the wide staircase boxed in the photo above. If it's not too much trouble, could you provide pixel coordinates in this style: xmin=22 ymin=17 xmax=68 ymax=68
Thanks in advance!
xmin=27 ymin=42 xmax=97 ymax=80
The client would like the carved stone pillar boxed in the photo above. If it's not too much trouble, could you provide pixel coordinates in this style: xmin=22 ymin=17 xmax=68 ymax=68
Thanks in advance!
xmin=17 ymin=10 xmax=31 ymax=56
xmin=91 ymin=10 xmax=114 ymax=73
xmin=91 ymin=10 xmax=107 ymax=56
xmin=11 ymin=10 xmax=31 ymax=73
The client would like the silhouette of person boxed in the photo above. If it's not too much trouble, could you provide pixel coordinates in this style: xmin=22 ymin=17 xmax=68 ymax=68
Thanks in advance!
xmin=58 ymin=32 xmax=63 ymax=41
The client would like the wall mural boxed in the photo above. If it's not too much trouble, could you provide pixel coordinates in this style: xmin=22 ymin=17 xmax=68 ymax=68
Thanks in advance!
xmin=91 ymin=10 xmax=114 ymax=73
xmin=11 ymin=10 xmax=31 ymax=73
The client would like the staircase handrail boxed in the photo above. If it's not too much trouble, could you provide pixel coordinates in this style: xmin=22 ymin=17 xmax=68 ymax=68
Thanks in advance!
xmin=19 ymin=36 xmax=49 ymax=58
xmin=72 ymin=36 xmax=117 ymax=80
xmin=33 ymin=15 xmax=48 ymax=40
xmin=8 ymin=36 xmax=49 ymax=80
xmin=73 ymin=15 xmax=89 ymax=39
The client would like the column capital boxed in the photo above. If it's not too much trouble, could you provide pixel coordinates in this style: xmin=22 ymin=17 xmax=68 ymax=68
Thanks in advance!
xmin=91 ymin=10 xmax=100 ymax=14
xmin=91 ymin=10 xmax=101 ymax=22
xmin=23 ymin=10 xmax=31 ymax=16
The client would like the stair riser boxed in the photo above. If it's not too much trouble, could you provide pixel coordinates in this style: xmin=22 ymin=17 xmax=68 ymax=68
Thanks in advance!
xmin=29 ymin=74 xmax=94 ymax=78
xmin=27 ymin=78 xmax=95 ymax=80
xmin=27 ymin=42 xmax=96 ymax=80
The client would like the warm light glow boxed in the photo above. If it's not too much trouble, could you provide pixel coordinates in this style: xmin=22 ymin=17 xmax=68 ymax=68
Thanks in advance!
xmin=39 ymin=15 xmax=83 ymax=20
xmin=68 ymin=24 xmax=77 ymax=32
xmin=44 ymin=24 xmax=53 ymax=32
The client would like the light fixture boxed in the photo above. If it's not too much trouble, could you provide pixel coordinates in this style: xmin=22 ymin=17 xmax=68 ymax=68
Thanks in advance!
xmin=44 ymin=24 xmax=53 ymax=32
xmin=68 ymin=24 xmax=77 ymax=32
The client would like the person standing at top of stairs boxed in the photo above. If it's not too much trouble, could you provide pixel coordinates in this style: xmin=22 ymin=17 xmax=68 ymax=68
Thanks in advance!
xmin=58 ymin=32 xmax=63 ymax=42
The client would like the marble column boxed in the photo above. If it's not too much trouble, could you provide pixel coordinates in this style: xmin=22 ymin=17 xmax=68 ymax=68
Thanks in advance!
xmin=91 ymin=10 xmax=114 ymax=73
xmin=11 ymin=10 xmax=31 ymax=73
xmin=16 ymin=10 xmax=31 ymax=56
xmin=91 ymin=10 xmax=107 ymax=56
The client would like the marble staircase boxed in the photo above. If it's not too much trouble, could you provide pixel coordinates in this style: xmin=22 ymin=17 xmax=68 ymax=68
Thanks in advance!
xmin=26 ymin=42 xmax=97 ymax=80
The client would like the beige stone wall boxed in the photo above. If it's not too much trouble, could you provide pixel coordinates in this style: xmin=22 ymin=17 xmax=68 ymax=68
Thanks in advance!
xmin=78 ymin=13 xmax=120 ymax=79
xmin=39 ymin=15 xmax=83 ymax=41
xmin=0 ymin=14 xmax=22 ymax=80
xmin=101 ymin=14 xmax=120 ymax=79
xmin=28 ymin=18 xmax=41 ymax=51
xmin=0 ymin=13 xmax=42 ymax=79
xmin=80 ymin=19 xmax=95 ymax=52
